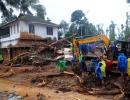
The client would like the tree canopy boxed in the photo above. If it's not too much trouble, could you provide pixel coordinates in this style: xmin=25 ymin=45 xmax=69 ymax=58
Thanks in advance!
xmin=0 ymin=0 xmax=46 ymax=23
xmin=0 ymin=0 xmax=39 ymax=16
xmin=1 ymin=8 xmax=17 ymax=23
xmin=71 ymin=10 xmax=85 ymax=24
xmin=108 ymin=21 xmax=116 ymax=41
xmin=127 ymin=0 xmax=130 ymax=3
xmin=58 ymin=20 xmax=69 ymax=39
xmin=69 ymin=10 xmax=97 ymax=37
xmin=32 ymin=4 xmax=46 ymax=19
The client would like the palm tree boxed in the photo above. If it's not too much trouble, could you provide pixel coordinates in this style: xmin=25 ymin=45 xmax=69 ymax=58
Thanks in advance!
xmin=18 ymin=0 xmax=39 ymax=14
xmin=0 ymin=0 xmax=10 ymax=17
xmin=0 ymin=0 xmax=39 ymax=17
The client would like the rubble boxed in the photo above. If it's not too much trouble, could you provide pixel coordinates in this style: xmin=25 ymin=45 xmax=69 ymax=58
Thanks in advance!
xmin=7 ymin=34 xmax=75 ymax=67
xmin=0 ymin=35 xmax=130 ymax=100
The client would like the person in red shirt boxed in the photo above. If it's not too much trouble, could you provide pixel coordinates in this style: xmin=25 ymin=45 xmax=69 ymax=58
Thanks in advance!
xmin=105 ymin=60 xmax=113 ymax=78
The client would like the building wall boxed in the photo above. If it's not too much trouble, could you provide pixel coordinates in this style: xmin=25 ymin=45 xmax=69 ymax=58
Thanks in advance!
xmin=19 ymin=21 xmax=29 ymax=32
xmin=0 ymin=20 xmax=58 ymax=48
xmin=1 ymin=39 xmax=18 ymax=48
xmin=53 ymin=27 xmax=58 ymax=39
xmin=1 ymin=21 xmax=20 ymax=48
xmin=34 ymin=24 xmax=58 ymax=39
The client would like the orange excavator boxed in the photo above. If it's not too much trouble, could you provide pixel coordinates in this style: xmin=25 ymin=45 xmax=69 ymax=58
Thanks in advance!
xmin=72 ymin=34 xmax=110 ymax=59
xmin=73 ymin=34 xmax=110 ymax=47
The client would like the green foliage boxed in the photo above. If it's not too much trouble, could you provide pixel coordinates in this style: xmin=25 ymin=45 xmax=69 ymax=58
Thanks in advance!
xmin=71 ymin=10 xmax=85 ymax=24
xmin=0 ymin=0 xmax=39 ymax=17
xmin=124 ymin=13 xmax=130 ymax=41
xmin=116 ymin=24 xmax=125 ymax=41
xmin=97 ymin=24 xmax=104 ymax=34
xmin=1 ymin=8 xmax=17 ymax=23
xmin=65 ymin=32 xmax=72 ymax=37
xmin=0 ymin=0 xmax=46 ymax=19
xmin=127 ymin=0 xmax=130 ymax=3
xmin=17 ymin=0 xmax=39 ymax=14
xmin=70 ymin=10 xmax=97 ymax=36
xmin=0 ymin=0 xmax=47 ymax=23
xmin=58 ymin=31 xmax=63 ymax=39
xmin=0 ymin=0 xmax=10 ymax=17
xmin=68 ymin=23 xmax=78 ymax=35
xmin=124 ymin=27 xmax=130 ymax=40
xmin=108 ymin=21 xmax=116 ymax=41
xmin=32 ymin=4 xmax=46 ymax=19
xmin=59 ymin=20 xmax=69 ymax=37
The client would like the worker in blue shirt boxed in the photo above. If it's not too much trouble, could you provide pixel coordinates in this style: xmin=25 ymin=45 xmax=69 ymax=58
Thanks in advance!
xmin=118 ymin=53 xmax=127 ymax=73
xmin=118 ymin=53 xmax=127 ymax=89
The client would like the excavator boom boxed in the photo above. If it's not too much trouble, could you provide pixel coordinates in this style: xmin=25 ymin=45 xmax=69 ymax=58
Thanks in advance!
xmin=73 ymin=34 xmax=110 ymax=46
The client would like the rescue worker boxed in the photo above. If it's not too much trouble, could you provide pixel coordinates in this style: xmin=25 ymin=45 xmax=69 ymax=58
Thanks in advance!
xmin=0 ymin=54 xmax=3 ymax=64
xmin=79 ymin=53 xmax=87 ymax=72
xmin=95 ymin=56 xmax=106 ymax=86
xmin=118 ymin=53 xmax=127 ymax=87
xmin=127 ymin=57 xmax=130 ymax=78
xmin=118 ymin=53 xmax=127 ymax=90
xmin=95 ymin=62 xmax=102 ymax=85
xmin=99 ymin=56 xmax=106 ymax=84
xmin=100 ymin=56 xmax=106 ymax=77
xmin=103 ymin=55 xmax=113 ymax=78
xmin=118 ymin=53 xmax=127 ymax=74
xmin=72 ymin=55 xmax=76 ymax=66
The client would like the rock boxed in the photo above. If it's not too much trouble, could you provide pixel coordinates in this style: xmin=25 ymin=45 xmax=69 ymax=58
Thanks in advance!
xmin=17 ymin=96 xmax=23 ymax=99
xmin=8 ymin=94 xmax=14 ymax=98
xmin=55 ymin=91 xmax=59 ymax=93
xmin=13 ymin=85 xmax=16 ymax=88
xmin=37 ymin=80 xmax=46 ymax=87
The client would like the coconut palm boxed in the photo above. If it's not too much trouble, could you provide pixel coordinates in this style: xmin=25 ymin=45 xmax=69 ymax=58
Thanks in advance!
xmin=0 ymin=0 xmax=39 ymax=17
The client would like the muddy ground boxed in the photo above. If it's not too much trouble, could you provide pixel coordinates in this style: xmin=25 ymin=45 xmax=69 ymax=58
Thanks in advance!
xmin=0 ymin=64 xmax=129 ymax=100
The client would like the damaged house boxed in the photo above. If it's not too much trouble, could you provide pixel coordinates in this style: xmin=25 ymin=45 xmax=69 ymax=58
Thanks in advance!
xmin=0 ymin=14 xmax=58 ymax=62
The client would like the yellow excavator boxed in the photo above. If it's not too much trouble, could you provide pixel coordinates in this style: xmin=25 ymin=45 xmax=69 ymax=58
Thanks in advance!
xmin=72 ymin=34 xmax=110 ymax=59
xmin=73 ymin=34 xmax=110 ymax=47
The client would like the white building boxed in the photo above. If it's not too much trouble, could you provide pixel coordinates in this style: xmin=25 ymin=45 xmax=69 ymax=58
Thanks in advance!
xmin=0 ymin=14 xmax=58 ymax=48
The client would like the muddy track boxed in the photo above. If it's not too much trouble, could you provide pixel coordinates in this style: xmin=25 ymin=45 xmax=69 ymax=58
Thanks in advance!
xmin=0 ymin=78 xmax=106 ymax=100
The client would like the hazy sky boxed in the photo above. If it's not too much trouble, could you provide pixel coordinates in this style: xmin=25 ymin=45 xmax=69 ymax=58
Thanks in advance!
xmin=40 ymin=0 xmax=130 ymax=28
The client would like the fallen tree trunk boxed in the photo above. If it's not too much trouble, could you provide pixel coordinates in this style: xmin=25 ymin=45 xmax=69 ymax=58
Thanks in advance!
xmin=37 ymin=33 xmax=77 ymax=54
xmin=8 ymin=34 xmax=76 ymax=66
xmin=6 ymin=52 xmax=30 ymax=66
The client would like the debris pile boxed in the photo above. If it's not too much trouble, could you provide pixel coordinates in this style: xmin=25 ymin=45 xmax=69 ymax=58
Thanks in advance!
xmin=8 ymin=36 xmax=71 ymax=67
xmin=1 ymin=35 xmax=130 ymax=100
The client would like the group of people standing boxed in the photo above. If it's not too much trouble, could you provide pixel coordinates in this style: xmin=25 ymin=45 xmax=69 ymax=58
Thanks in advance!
xmin=95 ymin=52 xmax=130 ymax=85
xmin=72 ymin=50 xmax=130 ymax=86
xmin=72 ymin=41 xmax=130 ymax=86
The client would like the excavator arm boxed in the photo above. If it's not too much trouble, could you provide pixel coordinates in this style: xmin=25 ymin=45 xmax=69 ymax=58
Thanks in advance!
xmin=73 ymin=34 xmax=110 ymax=47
